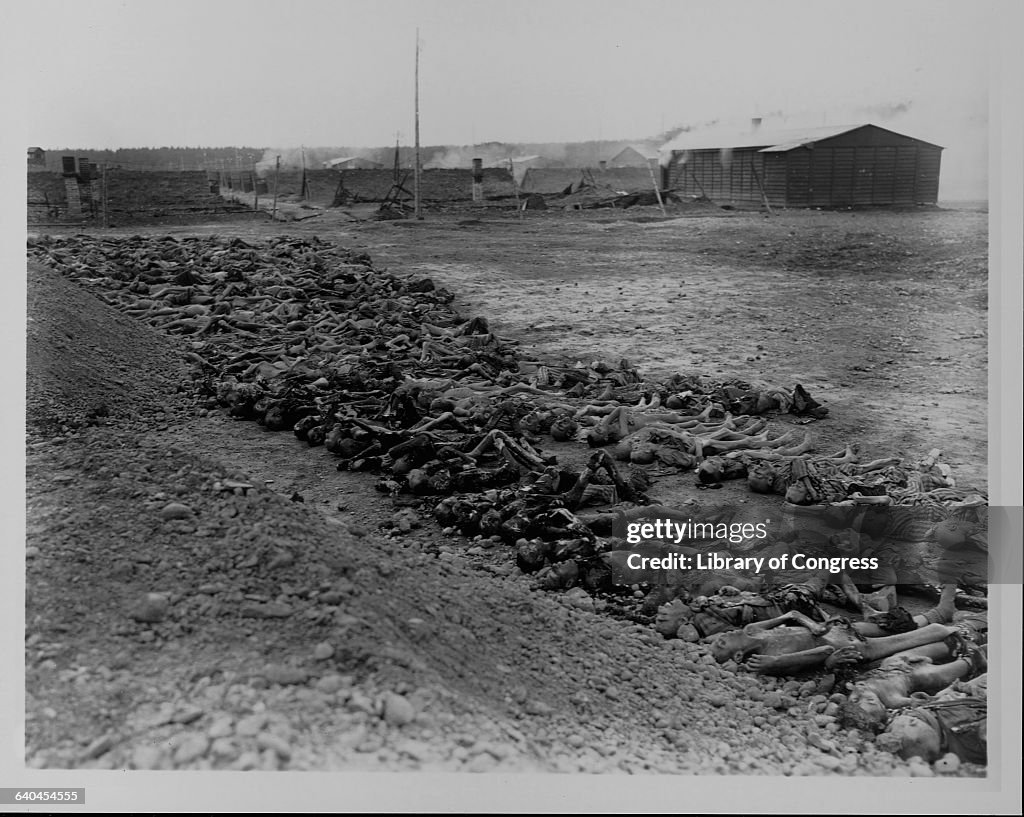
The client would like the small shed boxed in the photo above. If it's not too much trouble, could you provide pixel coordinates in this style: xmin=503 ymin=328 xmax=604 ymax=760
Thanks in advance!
xmin=607 ymin=144 xmax=659 ymax=168
xmin=27 ymin=147 xmax=46 ymax=167
xmin=662 ymin=124 xmax=943 ymax=207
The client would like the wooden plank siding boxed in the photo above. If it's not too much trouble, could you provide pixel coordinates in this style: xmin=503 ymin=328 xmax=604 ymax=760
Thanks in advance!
xmin=665 ymin=148 xmax=771 ymax=205
xmin=664 ymin=125 xmax=942 ymax=207
xmin=830 ymin=147 xmax=855 ymax=205
xmin=809 ymin=147 xmax=834 ymax=207
xmin=806 ymin=144 xmax=935 ymax=206
xmin=853 ymin=147 xmax=875 ymax=205
xmin=762 ymin=154 xmax=787 ymax=206
xmin=895 ymin=146 xmax=918 ymax=203
xmin=873 ymin=146 xmax=897 ymax=204
xmin=785 ymin=149 xmax=811 ymax=206
xmin=815 ymin=127 xmax=942 ymax=205
xmin=915 ymin=147 xmax=942 ymax=204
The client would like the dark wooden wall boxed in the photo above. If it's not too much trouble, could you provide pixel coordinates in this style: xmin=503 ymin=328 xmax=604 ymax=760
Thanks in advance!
xmin=663 ymin=147 xmax=769 ymax=205
xmin=799 ymin=141 xmax=942 ymax=206
xmin=664 ymin=126 xmax=942 ymax=207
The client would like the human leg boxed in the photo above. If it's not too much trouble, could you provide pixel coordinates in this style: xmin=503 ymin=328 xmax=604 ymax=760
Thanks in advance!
xmin=859 ymin=623 xmax=956 ymax=662
xmin=747 ymin=646 xmax=834 ymax=675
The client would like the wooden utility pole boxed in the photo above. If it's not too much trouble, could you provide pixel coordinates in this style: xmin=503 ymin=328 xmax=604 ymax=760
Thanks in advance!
xmin=101 ymin=161 xmax=108 ymax=228
xmin=272 ymin=154 xmax=281 ymax=220
xmin=647 ymin=158 xmax=667 ymax=216
xmin=413 ymin=29 xmax=422 ymax=220
xmin=393 ymin=133 xmax=400 ymax=184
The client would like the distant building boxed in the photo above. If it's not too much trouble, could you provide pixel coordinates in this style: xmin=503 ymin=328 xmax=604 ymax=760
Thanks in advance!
xmin=607 ymin=144 xmax=660 ymax=168
xmin=662 ymin=123 xmax=942 ymax=207
xmin=27 ymin=147 xmax=46 ymax=167
xmin=323 ymin=156 xmax=384 ymax=170
xmin=507 ymin=155 xmax=546 ymax=186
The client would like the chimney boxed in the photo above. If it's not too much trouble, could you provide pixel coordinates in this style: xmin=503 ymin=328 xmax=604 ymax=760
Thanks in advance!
xmin=471 ymin=158 xmax=483 ymax=202
xmin=750 ymin=117 xmax=762 ymax=133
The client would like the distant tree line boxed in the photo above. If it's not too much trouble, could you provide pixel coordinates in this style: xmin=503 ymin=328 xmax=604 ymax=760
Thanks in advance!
xmin=33 ymin=135 xmax=688 ymax=175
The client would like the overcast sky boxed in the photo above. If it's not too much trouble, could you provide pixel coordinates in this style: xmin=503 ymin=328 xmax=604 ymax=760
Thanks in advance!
xmin=10 ymin=0 xmax=999 ymax=149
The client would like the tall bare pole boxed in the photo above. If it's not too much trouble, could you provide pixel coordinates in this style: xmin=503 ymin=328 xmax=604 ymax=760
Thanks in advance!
xmin=101 ymin=161 xmax=108 ymax=228
xmin=414 ymin=29 xmax=422 ymax=220
xmin=272 ymin=154 xmax=281 ymax=220
xmin=393 ymin=133 xmax=400 ymax=184
xmin=646 ymin=157 xmax=666 ymax=216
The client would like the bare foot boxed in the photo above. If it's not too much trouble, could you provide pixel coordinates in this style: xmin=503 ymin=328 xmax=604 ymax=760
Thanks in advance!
xmin=746 ymin=653 xmax=777 ymax=673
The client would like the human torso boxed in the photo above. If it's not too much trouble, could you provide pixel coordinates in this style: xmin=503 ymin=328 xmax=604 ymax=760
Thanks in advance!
xmin=755 ymin=626 xmax=818 ymax=655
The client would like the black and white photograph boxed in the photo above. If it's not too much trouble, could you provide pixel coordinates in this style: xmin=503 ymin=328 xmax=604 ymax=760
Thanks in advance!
xmin=4 ymin=0 xmax=1021 ymax=812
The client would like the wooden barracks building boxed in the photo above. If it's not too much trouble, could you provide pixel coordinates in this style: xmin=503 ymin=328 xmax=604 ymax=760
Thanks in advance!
xmin=662 ymin=123 xmax=942 ymax=208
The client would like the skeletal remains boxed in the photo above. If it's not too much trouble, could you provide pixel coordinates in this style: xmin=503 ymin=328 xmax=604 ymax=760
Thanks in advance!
xmin=31 ymin=233 xmax=991 ymax=766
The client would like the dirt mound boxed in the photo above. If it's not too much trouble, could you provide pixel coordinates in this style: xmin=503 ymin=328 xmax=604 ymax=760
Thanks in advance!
xmin=26 ymin=259 xmax=188 ymax=432
xmin=30 ymin=412 xmax=927 ymax=774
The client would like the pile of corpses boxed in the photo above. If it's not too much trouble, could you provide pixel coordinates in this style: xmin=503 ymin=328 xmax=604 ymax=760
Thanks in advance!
xmin=31 ymin=234 xmax=991 ymax=768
